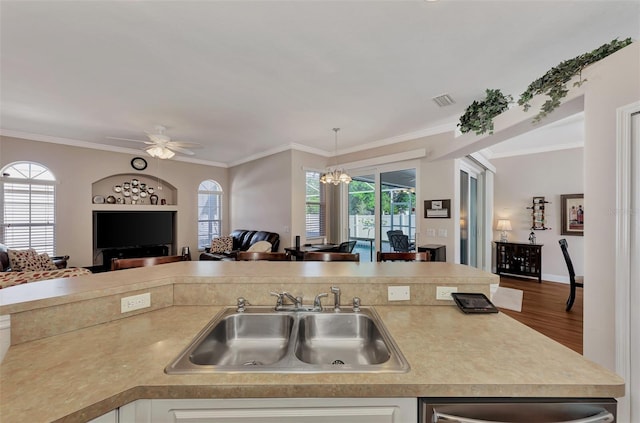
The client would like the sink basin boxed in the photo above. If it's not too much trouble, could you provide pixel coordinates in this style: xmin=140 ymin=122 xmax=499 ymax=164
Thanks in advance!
xmin=189 ymin=313 xmax=294 ymax=366
xmin=294 ymin=313 xmax=391 ymax=365
xmin=166 ymin=307 xmax=409 ymax=374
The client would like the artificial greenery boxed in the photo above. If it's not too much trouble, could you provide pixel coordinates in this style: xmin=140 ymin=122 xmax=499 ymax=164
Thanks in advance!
xmin=457 ymin=89 xmax=513 ymax=135
xmin=518 ymin=37 xmax=633 ymax=122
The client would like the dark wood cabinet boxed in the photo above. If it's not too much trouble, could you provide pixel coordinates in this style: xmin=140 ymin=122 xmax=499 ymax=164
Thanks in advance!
xmin=495 ymin=242 xmax=543 ymax=282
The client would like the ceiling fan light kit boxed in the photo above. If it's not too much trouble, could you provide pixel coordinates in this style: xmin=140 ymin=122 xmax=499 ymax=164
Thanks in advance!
xmin=146 ymin=145 xmax=175 ymax=159
xmin=320 ymin=128 xmax=352 ymax=185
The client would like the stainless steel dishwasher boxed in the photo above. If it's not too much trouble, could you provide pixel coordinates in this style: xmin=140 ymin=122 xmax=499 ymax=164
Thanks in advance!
xmin=419 ymin=398 xmax=616 ymax=422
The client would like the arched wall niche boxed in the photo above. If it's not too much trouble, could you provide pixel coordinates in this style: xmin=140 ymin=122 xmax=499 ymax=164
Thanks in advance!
xmin=91 ymin=173 xmax=177 ymax=206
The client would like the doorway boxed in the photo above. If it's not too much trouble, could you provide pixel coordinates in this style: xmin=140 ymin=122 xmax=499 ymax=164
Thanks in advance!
xmin=346 ymin=165 xmax=417 ymax=262
xmin=459 ymin=158 xmax=485 ymax=268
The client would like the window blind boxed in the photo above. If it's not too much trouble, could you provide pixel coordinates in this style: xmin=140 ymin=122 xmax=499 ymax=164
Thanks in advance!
xmin=197 ymin=180 xmax=223 ymax=249
xmin=1 ymin=163 xmax=56 ymax=255
xmin=305 ymin=171 xmax=325 ymax=238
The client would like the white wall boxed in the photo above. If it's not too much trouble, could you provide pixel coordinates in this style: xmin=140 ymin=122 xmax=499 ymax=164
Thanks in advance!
xmin=228 ymin=150 xmax=293 ymax=251
xmin=492 ymin=147 xmax=584 ymax=281
xmin=582 ymin=42 xmax=640 ymax=369
xmin=1 ymin=136 xmax=228 ymax=266
xmin=418 ymin=158 xmax=457 ymax=261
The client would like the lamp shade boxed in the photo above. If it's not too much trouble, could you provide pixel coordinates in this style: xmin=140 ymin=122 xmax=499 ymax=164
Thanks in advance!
xmin=496 ymin=219 xmax=512 ymax=231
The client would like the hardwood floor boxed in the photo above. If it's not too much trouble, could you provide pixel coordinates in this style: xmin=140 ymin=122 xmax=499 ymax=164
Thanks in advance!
xmin=497 ymin=276 xmax=583 ymax=354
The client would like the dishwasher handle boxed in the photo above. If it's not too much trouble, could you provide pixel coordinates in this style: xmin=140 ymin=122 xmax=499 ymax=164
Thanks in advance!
xmin=433 ymin=409 xmax=615 ymax=423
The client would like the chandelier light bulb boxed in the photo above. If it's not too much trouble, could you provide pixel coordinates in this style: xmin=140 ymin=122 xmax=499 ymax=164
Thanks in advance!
xmin=320 ymin=128 xmax=351 ymax=185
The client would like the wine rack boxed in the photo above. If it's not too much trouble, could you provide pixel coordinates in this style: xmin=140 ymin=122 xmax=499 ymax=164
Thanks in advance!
xmin=527 ymin=196 xmax=550 ymax=230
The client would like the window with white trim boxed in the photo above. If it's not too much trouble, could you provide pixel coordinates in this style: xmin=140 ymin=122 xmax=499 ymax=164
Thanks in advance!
xmin=305 ymin=170 xmax=325 ymax=238
xmin=1 ymin=162 xmax=56 ymax=255
xmin=198 ymin=179 xmax=223 ymax=249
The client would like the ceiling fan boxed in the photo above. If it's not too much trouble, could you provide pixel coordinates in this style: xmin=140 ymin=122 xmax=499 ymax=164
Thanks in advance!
xmin=107 ymin=126 xmax=201 ymax=159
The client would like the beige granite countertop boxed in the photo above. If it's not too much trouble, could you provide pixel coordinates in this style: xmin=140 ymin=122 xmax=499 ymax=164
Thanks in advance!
xmin=0 ymin=305 xmax=624 ymax=422
xmin=0 ymin=262 xmax=624 ymax=422
xmin=0 ymin=261 xmax=496 ymax=314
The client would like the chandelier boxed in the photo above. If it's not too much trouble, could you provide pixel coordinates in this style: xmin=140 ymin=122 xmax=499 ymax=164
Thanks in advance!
xmin=320 ymin=128 xmax=352 ymax=185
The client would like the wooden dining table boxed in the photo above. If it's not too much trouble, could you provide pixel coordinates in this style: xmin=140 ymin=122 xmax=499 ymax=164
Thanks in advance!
xmin=284 ymin=243 xmax=340 ymax=260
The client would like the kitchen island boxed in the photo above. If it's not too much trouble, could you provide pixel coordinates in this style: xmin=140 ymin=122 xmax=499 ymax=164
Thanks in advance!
xmin=0 ymin=262 xmax=624 ymax=422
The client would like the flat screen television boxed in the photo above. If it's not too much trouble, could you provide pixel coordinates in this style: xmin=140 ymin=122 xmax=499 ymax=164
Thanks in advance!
xmin=94 ymin=211 xmax=175 ymax=249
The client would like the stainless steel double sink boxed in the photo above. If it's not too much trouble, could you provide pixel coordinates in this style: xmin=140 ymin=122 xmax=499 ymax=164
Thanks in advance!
xmin=165 ymin=306 xmax=409 ymax=374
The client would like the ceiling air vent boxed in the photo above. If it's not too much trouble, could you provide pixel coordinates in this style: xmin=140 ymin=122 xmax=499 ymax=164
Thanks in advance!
xmin=432 ymin=94 xmax=455 ymax=107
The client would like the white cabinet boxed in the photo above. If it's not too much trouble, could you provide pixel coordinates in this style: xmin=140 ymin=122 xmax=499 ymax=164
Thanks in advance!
xmin=119 ymin=398 xmax=416 ymax=423
xmin=0 ymin=315 xmax=10 ymax=363
xmin=88 ymin=409 xmax=118 ymax=423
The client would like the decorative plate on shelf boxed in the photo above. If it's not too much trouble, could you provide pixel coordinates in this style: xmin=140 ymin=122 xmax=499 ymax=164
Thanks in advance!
xmin=92 ymin=195 xmax=105 ymax=204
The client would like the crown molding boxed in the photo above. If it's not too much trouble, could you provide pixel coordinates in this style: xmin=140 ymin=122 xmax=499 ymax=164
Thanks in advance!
xmin=0 ymin=129 xmax=228 ymax=168
xmin=336 ymin=121 xmax=456 ymax=156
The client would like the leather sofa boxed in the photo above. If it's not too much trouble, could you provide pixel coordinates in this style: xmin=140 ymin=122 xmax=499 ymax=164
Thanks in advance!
xmin=199 ymin=229 xmax=280 ymax=261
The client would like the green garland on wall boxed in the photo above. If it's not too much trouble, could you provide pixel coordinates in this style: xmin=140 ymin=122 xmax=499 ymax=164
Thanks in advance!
xmin=457 ymin=37 xmax=633 ymax=135
xmin=518 ymin=37 xmax=633 ymax=122
xmin=457 ymin=89 xmax=513 ymax=135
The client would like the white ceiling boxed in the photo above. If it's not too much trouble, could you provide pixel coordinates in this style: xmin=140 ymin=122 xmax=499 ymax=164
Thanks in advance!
xmin=1 ymin=1 xmax=638 ymax=166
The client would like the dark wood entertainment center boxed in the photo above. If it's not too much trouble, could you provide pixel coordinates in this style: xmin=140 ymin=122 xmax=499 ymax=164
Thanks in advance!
xmin=91 ymin=173 xmax=178 ymax=271
xmin=92 ymin=245 xmax=170 ymax=272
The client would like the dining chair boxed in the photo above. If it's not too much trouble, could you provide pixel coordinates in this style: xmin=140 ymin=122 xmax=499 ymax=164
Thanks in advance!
xmin=110 ymin=255 xmax=186 ymax=271
xmin=377 ymin=251 xmax=430 ymax=262
xmin=235 ymin=251 xmax=290 ymax=261
xmin=303 ymin=252 xmax=360 ymax=262
xmin=337 ymin=240 xmax=357 ymax=253
xmin=389 ymin=233 xmax=411 ymax=252
xmin=558 ymin=238 xmax=584 ymax=311
xmin=386 ymin=230 xmax=403 ymax=243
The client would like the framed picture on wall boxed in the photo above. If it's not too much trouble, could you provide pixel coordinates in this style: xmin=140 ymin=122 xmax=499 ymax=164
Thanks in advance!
xmin=425 ymin=199 xmax=451 ymax=218
xmin=561 ymin=194 xmax=584 ymax=236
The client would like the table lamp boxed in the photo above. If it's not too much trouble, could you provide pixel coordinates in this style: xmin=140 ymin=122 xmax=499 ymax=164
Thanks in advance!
xmin=497 ymin=219 xmax=512 ymax=242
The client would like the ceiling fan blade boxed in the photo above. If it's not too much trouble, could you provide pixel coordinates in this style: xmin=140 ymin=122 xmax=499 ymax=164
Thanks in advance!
xmin=169 ymin=146 xmax=195 ymax=155
xmin=106 ymin=136 xmax=152 ymax=144
xmin=167 ymin=141 xmax=202 ymax=149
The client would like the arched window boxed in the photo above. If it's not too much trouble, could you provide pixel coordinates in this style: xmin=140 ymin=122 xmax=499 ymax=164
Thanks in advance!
xmin=198 ymin=180 xmax=223 ymax=249
xmin=1 ymin=162 xmax=57 ymax=254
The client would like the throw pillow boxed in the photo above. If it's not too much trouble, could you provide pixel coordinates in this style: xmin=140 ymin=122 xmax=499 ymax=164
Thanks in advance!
xmin=26 ymin=253 xmax=59 ymax=271
xmin=7 ymin=249 xmax=37 ymax=272
xmin=246 ymin=241 xmax=272 ymax=253
xmin=210 ymin=236 xmax=233 ymax=253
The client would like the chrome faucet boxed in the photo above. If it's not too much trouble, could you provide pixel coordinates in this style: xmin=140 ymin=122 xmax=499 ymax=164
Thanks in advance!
xmin=236 ymin=297 xmax=248 ymax=312
xmin=282 ymin=291 xmax=303 ymax=310
xmin=313 ymin=293 xmax=328 ymax=311
xmin=352 ymin=296 xmax=361 ymax=312
xmin=331 ymin=286 xmax=341 ymax=311
xmin=270 ymin=292 xmax=284 ymax=310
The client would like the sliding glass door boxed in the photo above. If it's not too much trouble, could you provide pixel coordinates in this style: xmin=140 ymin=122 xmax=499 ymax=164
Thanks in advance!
xmin=380 ymin=169 xmax=416 ymax=254
xmin=346 ymin=165 xmax=417 ymax=262
xmin=347 ymin=174 xmax=376 ymax=261
xmin=459 ymin=159 xmax=484 ymax=268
